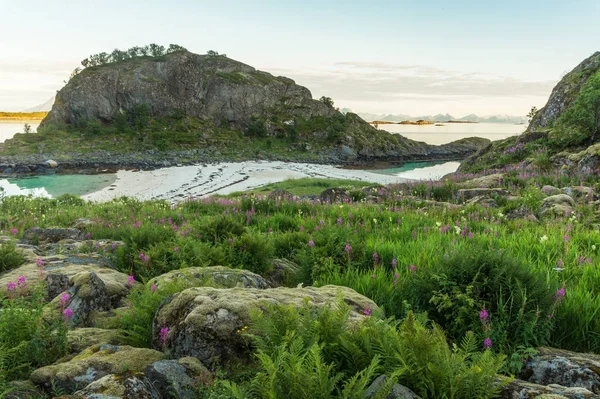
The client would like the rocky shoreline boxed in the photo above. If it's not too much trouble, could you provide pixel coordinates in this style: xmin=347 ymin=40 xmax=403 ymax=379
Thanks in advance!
xmin=0 ymin=145 xmax=480 ymax=178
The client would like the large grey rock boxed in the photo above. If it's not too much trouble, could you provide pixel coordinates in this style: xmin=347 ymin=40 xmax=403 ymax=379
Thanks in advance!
xmin=49 ymin=271 xmax=113 ymax=327
xmin=563 ymin=186 xmax=595 ymax=202
xmin=542 ymin=185 xmax=563 ymax=196
xmin=540 ymin=195 xmax=575 ymax=217
xmin=500 ymin=377 xmax=597 ymax=399
xmin=23 ymin=228 xmax=82 ymax=243
xmin=147 ymin=266 xmax=270 ymax=290
xmin=458 ymin=188 xmax=509 ymax=202
xmin=152 ymin=285 xmax=378 ymax=366
xmin=30 ymin=345 xmax=163 ymax=393
xmin=363 ymin=375 xmax=421 ymax=399
xmin=520 ymin=347 xmax=600 ymax=394
xmin=320 ymin=188 xmax=350 ymax=203
xmin=143 ymin=358 xmax=208 ymax=399
xmin=68 ymin=328 xmax=126 ymax=353
xmin=459 ymin=173 xmax=505 ymax=189
xmin=69 ymin=373 xmax=159 ymax=399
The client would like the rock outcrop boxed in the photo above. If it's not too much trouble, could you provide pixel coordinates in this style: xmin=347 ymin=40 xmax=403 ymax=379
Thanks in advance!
xmin=148 ymin=266 xmax=270 ymax=290
xmin=152 ymin=285 xmax=378 ymax=365
xmin=529 ymin=52 xmax=600 ymax=131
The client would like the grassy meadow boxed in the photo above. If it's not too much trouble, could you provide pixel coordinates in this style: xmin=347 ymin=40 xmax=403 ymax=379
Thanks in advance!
xmin=1 ymin=168 xmax=600 ymax=397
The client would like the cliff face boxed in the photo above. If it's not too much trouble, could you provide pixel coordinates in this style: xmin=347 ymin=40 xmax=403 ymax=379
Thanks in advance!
xmin=43 ymin=51 xmax=336 ymax=128
xmin=528 ymin=51 xmax=600 ymax=131
xmin=37 ymin=50 xmax=488 ymax=165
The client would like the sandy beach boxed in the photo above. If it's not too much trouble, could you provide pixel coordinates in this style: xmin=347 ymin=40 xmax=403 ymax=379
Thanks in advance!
xmin=83 ymin=161 xmax=411 ymax=202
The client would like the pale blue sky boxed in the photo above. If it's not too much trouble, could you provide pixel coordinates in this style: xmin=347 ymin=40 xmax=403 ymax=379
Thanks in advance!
xmin=1 ymin=0 xmax=599 ymax=116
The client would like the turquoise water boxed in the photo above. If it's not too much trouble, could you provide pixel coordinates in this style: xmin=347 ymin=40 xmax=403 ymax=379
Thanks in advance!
xmin=0 ymin=174 xmax=116 ymax=198
xmin=369 ymin=161 xmax=461 ymax=180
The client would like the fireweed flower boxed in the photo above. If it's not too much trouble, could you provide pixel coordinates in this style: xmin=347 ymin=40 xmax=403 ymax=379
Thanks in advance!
xmin=128 ymin=275 xmax=136 ymax=287
xmin=17 ymin=276 xmax=26 ymax=288
xmin=11 ymin=228 xmax=17 ymax=235
xmin=151 ymin=284 xmax=157 ymax=293
xmin=409 ymin=265 xmax=417 ymax=273
xmin=308 ymin=240 xmax=315 ymax=248
xmin=363 ymin=308 xmax=372 ymax=316
xmin=563 ymin=235 xmax=570 ymax=242
xmin=36 ymin=258 xmax=45 ymax=267
xmin=60 ymin=293 xmax=70 ymax=306
xmin=63 ymin=308 xmax=74 ymax=321
xmin=344 ymin=244 xmax=352 ymax=253
xmin=7 ymin=282 xmax=16 ymax=291
xmin=479 ymin=307 xmax=489 ymax=323
xmin=372 ymin=252 xmax=379 ymax=265
xmin=553 ymin=288 xmax=566 ymax=303
xmin=160 ymin=327 xmax=169 ymax=344
xmin=483 ymin=338 xmax=493 ymax=350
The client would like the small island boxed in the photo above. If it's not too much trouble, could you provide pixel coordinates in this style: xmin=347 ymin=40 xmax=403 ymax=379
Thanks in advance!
xmin=399 ymin=119 xmax=434 ymax=125
xmin=0 ymin=112 xmax=48 ymax=121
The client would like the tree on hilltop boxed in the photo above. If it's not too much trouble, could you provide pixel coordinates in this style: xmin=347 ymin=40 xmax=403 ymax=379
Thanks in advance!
xmin=559 ymin=72 xmax=600 ymax=143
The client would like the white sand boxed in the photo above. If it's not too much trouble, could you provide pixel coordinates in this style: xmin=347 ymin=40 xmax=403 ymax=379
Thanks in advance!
xmin=83 ymin=161 xmax=410 ymax=202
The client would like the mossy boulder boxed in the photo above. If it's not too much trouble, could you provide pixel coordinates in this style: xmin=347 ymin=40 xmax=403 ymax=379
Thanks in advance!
xmin=520 ymin=347 xmax=600 ymax=394
xmin=147 ymin=266 xmax=270 ymax=290
xmin=540 ymin=194 xmax=575 ymax=217
xmin=67 ymin=328 xmax=126 ymax=353
xmin=499 ymin=377 xmax=596 ymax=399
xmin=458 ymin=173 xmax=505 ymax=189
xmin=0 ymin=257 xmax=130 ymax=304
xmin=152 ymin=285 xmax=377 ymax=366
xmin=29 ymin=344 xmax=163 ymax=393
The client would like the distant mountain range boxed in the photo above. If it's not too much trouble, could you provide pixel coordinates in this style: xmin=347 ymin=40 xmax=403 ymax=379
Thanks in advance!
xmin=340 ymin=109 xmax=528 ymax=124
xmin=23 ymin=96 xmax=55 ymax=113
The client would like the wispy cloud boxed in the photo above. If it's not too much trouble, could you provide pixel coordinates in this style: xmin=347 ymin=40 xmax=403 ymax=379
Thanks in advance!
xmin=265 ymin=62 xmax=555 ymax=115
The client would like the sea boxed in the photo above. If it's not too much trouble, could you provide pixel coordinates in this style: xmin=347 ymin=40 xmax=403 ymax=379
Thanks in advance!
xmin=0 ymin=121 xmax=524 ymax=198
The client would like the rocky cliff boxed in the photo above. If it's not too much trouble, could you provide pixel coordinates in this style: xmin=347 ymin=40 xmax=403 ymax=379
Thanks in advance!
xmin=42 ymin=51 xmax=336 ymax=129
xmin=458 ymin=51 xmax=600 ymax=174
xmin=14 ymin=50 xmax=490 ymax=170
xmin=528 ymin=51 xmax=600 ymax=131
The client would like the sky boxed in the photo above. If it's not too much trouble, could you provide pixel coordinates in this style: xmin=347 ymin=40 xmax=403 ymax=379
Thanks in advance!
xmin=1 ymin=0 xmax=599 ymax=116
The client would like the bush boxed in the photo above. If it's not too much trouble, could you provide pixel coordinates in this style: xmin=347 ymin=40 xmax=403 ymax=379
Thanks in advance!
xmin=226 ymin=233 xmax=274 ymax=276
xmin=0 ymin=242 xmax=25 ymax=272
xmin=217 ymin=301 xmax=505 ymax=399
xmin=197 ymin=215 xmax=246 ymax=243
xmin=402 ymin=247 xmax=557 ymax=353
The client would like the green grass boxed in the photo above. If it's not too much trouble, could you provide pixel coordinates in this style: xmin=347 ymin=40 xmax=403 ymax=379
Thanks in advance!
xmin=226 ymin=178 xmax=375 ymax=197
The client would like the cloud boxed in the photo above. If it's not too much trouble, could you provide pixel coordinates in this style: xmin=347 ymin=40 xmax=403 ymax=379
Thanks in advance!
xmin=264 ymin=61 xmax=555 ymax=114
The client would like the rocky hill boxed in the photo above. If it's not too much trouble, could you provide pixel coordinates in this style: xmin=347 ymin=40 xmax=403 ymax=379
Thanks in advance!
xmin=0 ymin=49 xmax=489 ymax=174
xmin=458 ymin=51 xmax=600 ymax=174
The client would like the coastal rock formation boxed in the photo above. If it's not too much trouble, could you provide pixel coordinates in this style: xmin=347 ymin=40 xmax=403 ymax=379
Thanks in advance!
xmin=152 ymin=285 xmax=378 ymax=365
xmin=529 ymin=52 xmax=600 ymax=131
xmin=26 ymin=50 xmax=490 ymax=168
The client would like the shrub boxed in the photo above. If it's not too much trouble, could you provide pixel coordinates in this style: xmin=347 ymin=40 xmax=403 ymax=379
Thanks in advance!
xmin=226 ymin=233 xmax=274 ymax=276
xmin=402 ymin=247 xmax=557 ymax=353
xmin=0 ymin=242 xmax=25 ymax=273
xmin=197 ymin=215 xmax=246 ymax=243
xmin=217 ymin=301 xmax=505 ymax=399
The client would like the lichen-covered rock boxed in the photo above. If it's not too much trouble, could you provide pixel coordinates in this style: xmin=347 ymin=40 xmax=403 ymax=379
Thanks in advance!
xmin=72 ymin=218 xmax=96 ymax=230
xmin=67 ymin=373 xmax=158 ymax=399
xmin=500 ymin=377 xmax=597 ymax=399
xmin=542 ymin=185 xmax=563 ymax=196
xmin=320 ymin=188 xmax=350 ymax=203
xmin=540 ymin=195 xmax=575 ymax=217
xmin=267 ymin=189 xmax=294 ymax=202
xmin=363 ymin=375 xmax=422 ymax=399
xmin=563 ymin=186 xmax=595 ymax=203
xmin=505 ymin=205 xmax=538 ymax=222
xmin=23 ymin=228 xmax=82 ymax=243
xmin=458 ymin=188 xmax=509 ymax=202
xmin=458 ymin=173 xmax=505 ymax=189
xmin=67 ymin=328 xmax=126 ymax=353
xmin=152 ymin=285 xmax=377 ymax=365
xmin=57 ymin=271 xmax=112 ymax=326
xmin=520 ymin=347 xmax=600 ymax=394
xmin=30 ymin=345 xmax=163 ymax=393
xmin=0 ymin=257 xmax=130 ymax=304
xmin=3 ymin=380 xmax=45 ymax=399
xmin=269 ymin=258 xmax=299 ymax=287
xmin=143 ymin=358 xmax=209 ymax=399
xmin=148 ymin=266 xmax=270 ymax=290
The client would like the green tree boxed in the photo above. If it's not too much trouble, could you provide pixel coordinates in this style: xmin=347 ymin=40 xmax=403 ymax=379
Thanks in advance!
xmin=148 ymin=43 xmax=165 ymax=57
xmin=167 ymin=44 xmax=187 ymax=53
xmin=319 ymin=96 xmax=335 ymax=108
xmin=207 ymin=50 xmax=226 ymax=57
xmin=560 ymin=72 xmax=600 ymax=142
xmin=23 ymin=123 xmax=32 ymax=134
xmin=527 ymin=106 xmax=538 ymax=123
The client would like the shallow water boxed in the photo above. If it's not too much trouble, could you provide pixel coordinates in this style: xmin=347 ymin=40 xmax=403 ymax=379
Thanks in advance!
xmin=368 ymin=161 xmax=462 ymax=180
xmin=0 ymin=174 xmax=117 ymax=198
